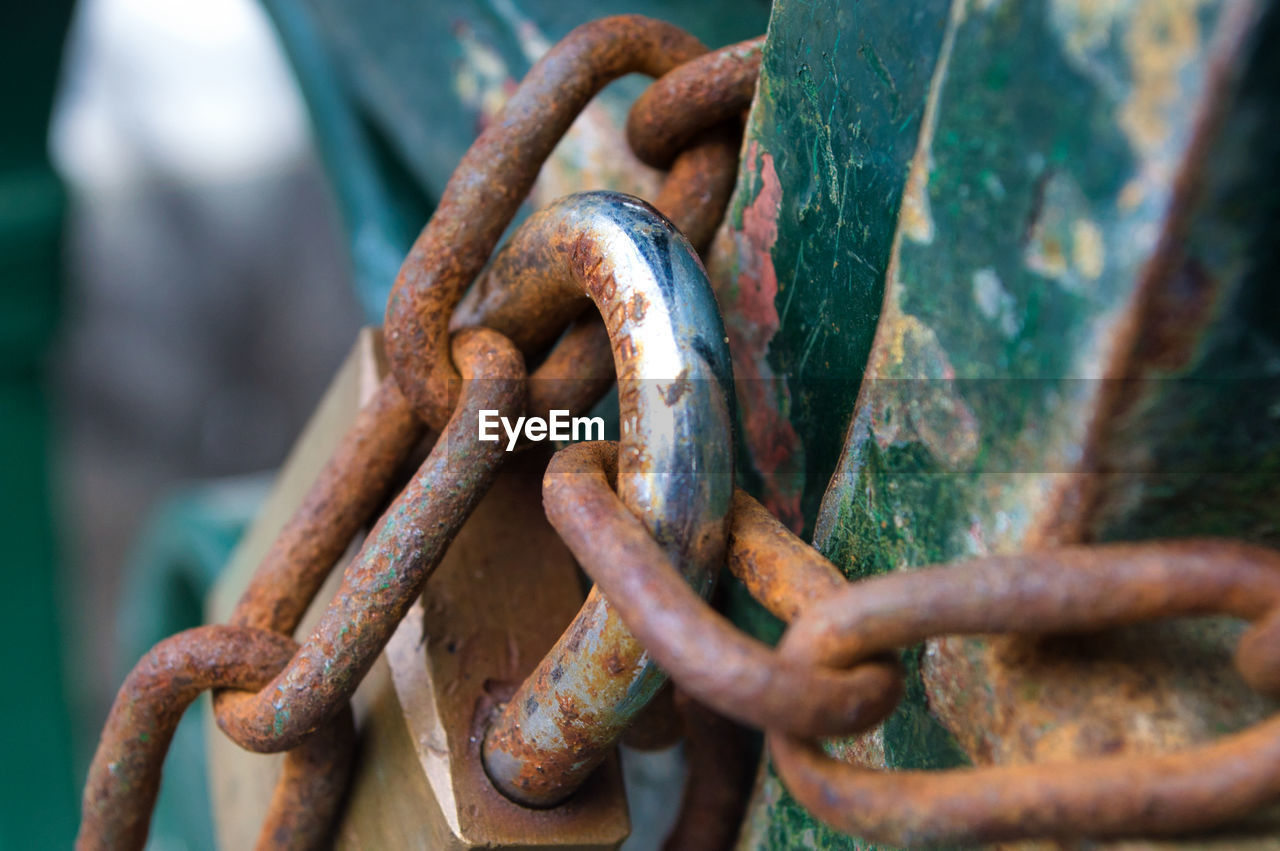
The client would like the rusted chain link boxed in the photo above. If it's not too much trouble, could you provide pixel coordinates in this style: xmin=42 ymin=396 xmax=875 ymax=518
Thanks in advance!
xmin=215 ymin=328 xmax=524 ymax=752
xmin=225 ymin=18 xmax=756 ymax=646
xmin=545 ymin=440 xmax=1280 ymax=845
xmin=538 ymin=441 xmax=903 ymax=737
xmin=627 ymin=36 xmax=765 ymax=169
xmin=226 ymin=374 xmax=423 ymax=636
xmin=385 ymin=14 xmax=710 ymax=431
xmin=76 ymin=10 xmax=1280 ymax=845
xmin=769 ymin=541 xmax=1280 ymax=845
xmin=77 ymin=626 xmax=354 ymax=850
xmin=726 ymin=489 xmax=847 ymax=622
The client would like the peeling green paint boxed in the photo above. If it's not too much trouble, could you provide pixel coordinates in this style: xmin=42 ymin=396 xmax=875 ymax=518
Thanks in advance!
xmin=721 ymin=0 xmax=958 ymax=847
xmin=728 ymin=0 xmax=1280 ymax=847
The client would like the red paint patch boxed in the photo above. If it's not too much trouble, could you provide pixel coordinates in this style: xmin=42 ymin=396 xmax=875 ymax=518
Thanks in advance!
xmin=716 ymin=143 xmax=805 ymax=531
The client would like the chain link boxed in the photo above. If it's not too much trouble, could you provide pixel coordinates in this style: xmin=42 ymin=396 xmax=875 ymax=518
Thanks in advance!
xmin=76 ymin=12 xmax=1280 ymax=850
xmin=79 ymin=626 xmax=355 ymax=850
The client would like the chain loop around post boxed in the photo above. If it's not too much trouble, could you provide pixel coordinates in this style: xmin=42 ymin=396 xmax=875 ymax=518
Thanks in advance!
xmin=531 ymin=437 xmax=1280 ymax=845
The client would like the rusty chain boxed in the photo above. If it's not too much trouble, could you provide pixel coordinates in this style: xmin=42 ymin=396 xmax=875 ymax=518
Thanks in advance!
xmin=77 ymin=12 xmax=1280 ymax=850
xmin=544 ymin=440 xmax=1280 ymax=845
xmin=78 ymin=16 xmax=758 ymax=849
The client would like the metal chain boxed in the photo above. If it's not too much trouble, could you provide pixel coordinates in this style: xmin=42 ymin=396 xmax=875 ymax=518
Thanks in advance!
xmin=544 ymin=439 xmax=1280 ymax=845
xmin=79 ymin=626 xmax=355 ymax=850
xmin=77 ymin=16 xmax=759 ymax=850
xmin=76 ymin=11 xmax=1280 ymax=850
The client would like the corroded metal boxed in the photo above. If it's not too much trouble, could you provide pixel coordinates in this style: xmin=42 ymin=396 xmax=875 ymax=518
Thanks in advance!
xmin=480 ymin=193 xmax=736 ymax=807
xmin=770 ymin=540 xmax=1280 ymax=846
xmin=451 ymin=37 xmax=766 ymax=351
xmin=384 ymin=14 xmax=710 ymax=431
xmin=535 ymin=441 xmax=901 ymax=738
xmin=649 ymin=125 xmax=742 ymax=254
xmin=627 ymin=37 xmax=765 ymax=169
xmin=546 ymin=438 xmax=1280 ymax=844
xmin=727 ymin=489 xmax=846 ymax=622
xmin=710 ymin=0 xmax=1280 ymax=845
xmin=452 ymin=123 xmax=743 ymax=354
xmin=85 ymin=19 xmax=764 ymax=846
xmin=214 ymin=328 xmax=524 ymax=752
xmin=211 ymin=15 xmax=752 ymax=746
xmin=450 ymin=35 xmax=757 ymax=355
xmin=525 ymin=314 xmax=617 ymax=422
xmin=77 ymin=625 xmax=355 ymax=851
xmin=460 ymin=123 xmax=742 ymax=423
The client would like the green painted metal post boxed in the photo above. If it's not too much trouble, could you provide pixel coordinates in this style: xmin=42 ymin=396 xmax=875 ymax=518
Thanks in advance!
xmin=0 ymin=2 xmax=79 ymax=847
xmin=717 ymin=1 xmax=1280 ymax=847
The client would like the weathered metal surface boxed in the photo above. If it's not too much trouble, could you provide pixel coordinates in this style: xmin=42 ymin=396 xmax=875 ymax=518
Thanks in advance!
xmin=480 ymin=192 xmax=735 ymax=806
xmin=383 ymin=15 xmax=709 ymax=430
xmin=462 ymin=99 xmax=748 ymax=423
xmin=680 ymin=0 xmax=1280 ymax=844
xmin=218 ymin=20 xmax=762 ymax=747
xmin=453 ymin=31 xmax=766 ymax=348
xmin=706 ymin=2 xmax=954 ymax=839
xmin=92 ymin=21 xmax=760 ymax=846
xmin=545 ymin=438 xmax=1280 ymax=844
xmin=206 ymin=334 xmax=629 ymax=848
xmin=648 ymin=124 xmax=743 ymax=254
xmin=702 ymin=0 xmax=1280 ymax=846
xmin=726 ymin=490 xmax=845 ymax=623
xmin=214 ymin=328 xmax=524 ymax=752
xmin=78 ymin=625 xmax=355 ymax=851
xmin=703 ymin=0 xmax=953 ymax=540
xmin=525 ymin=314 xmax=618 ymax=421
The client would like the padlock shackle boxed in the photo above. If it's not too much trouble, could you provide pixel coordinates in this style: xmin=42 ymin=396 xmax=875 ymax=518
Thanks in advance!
xmin=480 ymin=191 xmax=735 ymax=807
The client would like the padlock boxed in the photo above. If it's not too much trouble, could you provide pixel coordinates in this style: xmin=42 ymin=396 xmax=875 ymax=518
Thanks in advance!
xmin=205 ymin=328 xmax=629 ymax=849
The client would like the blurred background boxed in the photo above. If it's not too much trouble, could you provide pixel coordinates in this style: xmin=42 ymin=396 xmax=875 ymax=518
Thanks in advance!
xmin=4 ymin=0 xmax=360 ymax=846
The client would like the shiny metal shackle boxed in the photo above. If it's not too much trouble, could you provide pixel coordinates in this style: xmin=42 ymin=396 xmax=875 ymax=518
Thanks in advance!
xmin=478 ymin=190 xmax=735 ymax=806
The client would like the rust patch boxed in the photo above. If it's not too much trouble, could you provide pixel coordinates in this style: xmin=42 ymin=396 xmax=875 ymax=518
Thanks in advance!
xmin=386 ymin=15 xmax=711 ymax=430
